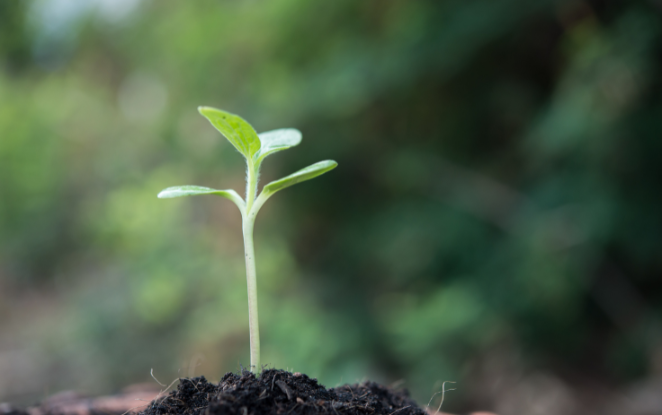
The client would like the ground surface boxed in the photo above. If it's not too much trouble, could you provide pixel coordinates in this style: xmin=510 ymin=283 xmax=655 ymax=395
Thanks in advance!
xmin=0 ymin=370 xmax=436 ymax=415
xmin=141 ymin=369 xmax=426 ymax=415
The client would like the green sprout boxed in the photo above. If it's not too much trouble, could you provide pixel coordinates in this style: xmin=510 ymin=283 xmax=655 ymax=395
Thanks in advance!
xmin=158 ymin=107 xmax=337 ymax=373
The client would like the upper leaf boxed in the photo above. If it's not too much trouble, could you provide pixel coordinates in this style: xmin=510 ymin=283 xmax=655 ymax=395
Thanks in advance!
xmin=255 ymin=129 xmax=302 ymax=163
xmin=198 ymin=107 xmax=261 ymax=159
xmin=158 ymin=185 xmax=245 ymax=211
xmin=262 ymin=160 xmax=338 ymax=195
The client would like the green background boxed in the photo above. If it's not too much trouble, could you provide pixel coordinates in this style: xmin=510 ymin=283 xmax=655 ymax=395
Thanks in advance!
xmin=1 ymin=1 xmax=662 ymax=413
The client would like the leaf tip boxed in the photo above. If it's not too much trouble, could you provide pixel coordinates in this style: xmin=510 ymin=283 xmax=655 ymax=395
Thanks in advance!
xmin=322 ymin=160 xmax=339 ymax=172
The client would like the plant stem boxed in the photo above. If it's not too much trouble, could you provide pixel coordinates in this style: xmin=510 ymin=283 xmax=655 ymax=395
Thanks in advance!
xmin=246 ymin=161 xmax=258 ymax=210
xmin=242 ymin=216 xmax=260 ymax=373
xmin=244 ymin=161 xmax=260 ymax=373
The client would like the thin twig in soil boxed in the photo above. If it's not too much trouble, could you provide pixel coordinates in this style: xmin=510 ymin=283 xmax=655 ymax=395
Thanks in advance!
xmin=388 ymin=405 xmax=411 ymax=415
xmin=122 ymin=377 xmax=181 ymax=415
xmin=181 ymin=378 xmax=201 ymax=393
xmin=155 ymin=377 xmax=182 ymax=402
xmin=345 ymin=385 xmax=356 ymax=399
xmin=425 ymin=381 xmax=456 ymax=415
xmin=151 ymin=369 xmax=167 ymax=387
xmin=331 ymin=401 xmax=339 ymax=415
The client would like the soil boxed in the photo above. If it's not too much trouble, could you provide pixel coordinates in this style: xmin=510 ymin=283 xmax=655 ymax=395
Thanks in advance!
xmin=1 ymin=369 xmax=429 ymax=415
xmin=141 ymin=369 xmax=426 ymax=415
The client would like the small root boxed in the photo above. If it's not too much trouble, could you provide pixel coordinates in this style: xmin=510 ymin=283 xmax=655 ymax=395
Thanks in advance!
xmin=425 ymin=381 xmax=457 ymax=415
xmin=151 ymin=369 xmax=166 ymax=387
xmin=388 ymin=405 xmax=411 ymax=415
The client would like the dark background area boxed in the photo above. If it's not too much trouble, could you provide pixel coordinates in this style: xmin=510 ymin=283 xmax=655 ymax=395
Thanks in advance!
xmin=1 ymin=1 xmax=662 ymax=414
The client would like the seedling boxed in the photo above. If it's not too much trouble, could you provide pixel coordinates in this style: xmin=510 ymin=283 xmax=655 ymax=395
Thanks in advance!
xmin=158 ymin=107 xmax=337 ymax=374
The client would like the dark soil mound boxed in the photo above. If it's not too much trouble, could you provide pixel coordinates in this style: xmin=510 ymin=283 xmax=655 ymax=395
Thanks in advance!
xmin=140 ymin=369 xmax=426 ymax=415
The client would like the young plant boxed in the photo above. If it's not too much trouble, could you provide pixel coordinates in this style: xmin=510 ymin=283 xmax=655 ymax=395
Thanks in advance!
xmin=158 ymin=107 xmax=337 ymax=374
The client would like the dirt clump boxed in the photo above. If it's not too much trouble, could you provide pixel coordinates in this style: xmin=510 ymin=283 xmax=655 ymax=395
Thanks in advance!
xmin=140 ymin=369 xmax=426 ymax=415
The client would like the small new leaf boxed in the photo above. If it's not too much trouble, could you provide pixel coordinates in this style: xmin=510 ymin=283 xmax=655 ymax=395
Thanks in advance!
xmin=255 ymin=129 xmax=302 ymax=163
xmin=263 ymin=160 xmax=337 ymax=195
xmin=158 ymin=185 xmax=245 ymax=211
xmin=198 ymin=107 xmax=261 ymax=159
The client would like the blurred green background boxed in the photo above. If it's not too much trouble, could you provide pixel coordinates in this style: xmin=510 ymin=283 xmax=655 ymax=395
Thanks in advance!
xmin=1 ymin=1 xmax=662 ymax=414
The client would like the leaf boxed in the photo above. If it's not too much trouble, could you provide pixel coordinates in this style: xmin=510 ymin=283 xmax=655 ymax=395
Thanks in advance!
xmin=198 ymin=106 xmax=261 ymax=159
xmin=158 ymin=185 xmax=245 ymax=211
xmin=255 ymin=128 xmax=302 ymax=162
xmin=263 ymin=160 xmax=337 ymax=195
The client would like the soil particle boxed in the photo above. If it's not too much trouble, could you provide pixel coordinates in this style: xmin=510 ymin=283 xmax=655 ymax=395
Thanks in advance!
xmin=140 ymin=369 xmax=426 ymax=415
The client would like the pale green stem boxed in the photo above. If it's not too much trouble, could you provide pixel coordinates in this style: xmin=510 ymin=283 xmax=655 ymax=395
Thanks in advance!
xmin=246 ymin=160 xmax=258 ymax=210
xmin=243 ymin=161 xmax=260 ymax=373
xmin=242 ymin=216 xmax=260 ymax=373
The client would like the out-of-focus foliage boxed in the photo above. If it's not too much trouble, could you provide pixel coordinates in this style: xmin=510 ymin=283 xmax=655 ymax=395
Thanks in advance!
xmin=1 ymin=1 xmax=662 ymax=414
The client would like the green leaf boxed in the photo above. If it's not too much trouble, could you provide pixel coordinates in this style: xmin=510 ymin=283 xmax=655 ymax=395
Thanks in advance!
xmin=198 ymin=106 xmax=261 ymax=159
xmin=158 ymin=185 xmax=245 ymax=211
xmin=255 ymin=128 xmax=302 ymax=162
xmin=263 ymin=160 xmax=337 ymax=195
